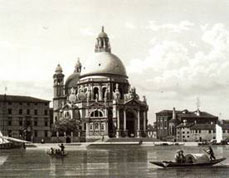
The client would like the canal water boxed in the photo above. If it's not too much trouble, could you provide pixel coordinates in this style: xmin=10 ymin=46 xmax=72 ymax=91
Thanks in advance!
xmin=0 ymin=145 xmax=229 ymax=178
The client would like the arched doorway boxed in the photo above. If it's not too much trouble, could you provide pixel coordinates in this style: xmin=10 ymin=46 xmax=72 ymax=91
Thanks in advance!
xmin=66 ymin=136 xmax=71 ymax=143
xmin=126 ymin=110 xmax=137 ymax=137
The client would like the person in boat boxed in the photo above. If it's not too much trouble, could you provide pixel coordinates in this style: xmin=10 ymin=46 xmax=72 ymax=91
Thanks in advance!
xmin=205 ymin=146 xmax=216 ymax=160
xmin=175 ymin=150 xmax=185 ymax=163
xmin=59 ymin=143 xmax=65 ymax=154
xmin=50 ymin=147 xmax=55 ymax=155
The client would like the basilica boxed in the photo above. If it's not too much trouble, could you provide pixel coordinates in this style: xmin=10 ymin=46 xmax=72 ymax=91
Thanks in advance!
xmin=53 ymin=27 xmax=148 ymax=141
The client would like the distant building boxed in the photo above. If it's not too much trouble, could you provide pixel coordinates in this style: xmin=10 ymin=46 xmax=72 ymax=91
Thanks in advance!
xmin=0 ymin=94 xmax=50 ymax=143
xmin=147 ymin=123 xmax=157 ymax=138
xmin=156 ymin=107 xmax=218 ymax=140
xmin=176 ymin=123 xmax=229 ymax=142
xmin=53 ymin=27 xmax=148 ymax=142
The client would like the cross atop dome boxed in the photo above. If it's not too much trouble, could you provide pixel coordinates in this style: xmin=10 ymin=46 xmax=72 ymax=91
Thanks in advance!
xmin=95 ymin=26 xmax=111 ymax=53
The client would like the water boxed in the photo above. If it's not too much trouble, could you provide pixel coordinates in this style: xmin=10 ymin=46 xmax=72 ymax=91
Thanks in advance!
xmin=0 ymin=145 xmax=229 ymax=178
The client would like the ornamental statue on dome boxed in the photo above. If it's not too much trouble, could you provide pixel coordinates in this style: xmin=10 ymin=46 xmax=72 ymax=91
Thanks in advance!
xmin=75 ymin=58 xmax=82 ymax=73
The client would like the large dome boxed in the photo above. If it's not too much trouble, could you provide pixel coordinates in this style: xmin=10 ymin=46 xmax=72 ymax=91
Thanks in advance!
xmin=80 ymin=52 xmax=127 ymax=78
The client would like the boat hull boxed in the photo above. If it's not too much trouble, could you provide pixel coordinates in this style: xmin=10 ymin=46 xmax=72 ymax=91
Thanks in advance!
xmin=47 ymin=151 xmax=68 ymax=157
xmin=150 ymin=158 xmax=226 ymax=168
xmin=0 ymin=142 xmax=23 ymax=149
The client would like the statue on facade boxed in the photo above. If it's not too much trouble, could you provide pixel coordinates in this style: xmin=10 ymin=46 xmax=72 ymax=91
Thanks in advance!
xmin=113 ymin=84 xmax=120 ymax=102
xmin=77 ymin=86 xmax=86 ymax=101
xmin=143 ymin=96 xmax=147 ymax=103
xmin=95 ymin=93 xmax=99 ymax=102
xmin=124 ymin=86 xmax=139 ymax=101
xmin=69 ymin=87 xmax=77 ymax=104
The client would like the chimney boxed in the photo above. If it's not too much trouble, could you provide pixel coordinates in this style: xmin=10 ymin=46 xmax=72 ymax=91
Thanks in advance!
xmin=172 ymin=107 xmax=176 ymax=120
xmin=196 ymin=108 xmax=200 ymax=116
xmin=183 ymin=119 xmax=187 ymax=126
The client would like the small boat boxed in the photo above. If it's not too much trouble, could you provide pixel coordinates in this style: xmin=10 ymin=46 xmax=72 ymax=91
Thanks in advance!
xmin=0 ymin=131 xmax=27 ymax=149
xmin=47 ymin=150 xmax=68 ymax=157
xmin=150 ymin=158 xmax=226 ymax=168
xmin=154 ymin=142 xmax=184 ymax=146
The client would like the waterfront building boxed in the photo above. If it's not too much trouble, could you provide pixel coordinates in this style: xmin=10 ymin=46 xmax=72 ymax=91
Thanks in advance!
xmin=176 ymin=123 xmax=229 ymax=142
xmin=53 ymin=27 xmax=148 ymax=141
xmin=156 ymin=107 xmax=218 ymax=140
xmin=0 ymin=94 xmax=50 ymax=142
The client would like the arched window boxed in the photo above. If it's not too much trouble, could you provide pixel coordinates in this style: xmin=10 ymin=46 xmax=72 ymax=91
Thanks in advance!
xmin=90 ymin=110 xmax=103 ymax=117
xmin=93 ymin=87 xmax=99 ymax=100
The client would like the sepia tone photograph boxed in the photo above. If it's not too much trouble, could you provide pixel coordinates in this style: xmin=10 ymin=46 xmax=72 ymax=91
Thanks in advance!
xmin=0 ymin=0 xmax=229 ymax=177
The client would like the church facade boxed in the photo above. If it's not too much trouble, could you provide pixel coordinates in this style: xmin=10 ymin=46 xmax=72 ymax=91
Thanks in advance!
xmin=53 ymin=28 xmax=148 ymax=141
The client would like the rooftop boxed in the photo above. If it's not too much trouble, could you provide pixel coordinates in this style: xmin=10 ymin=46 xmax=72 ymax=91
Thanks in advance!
xmin=0 ymin=94 xmax=50 ymax=103
xmin=190 ymin=124 xmax=215 ymax=130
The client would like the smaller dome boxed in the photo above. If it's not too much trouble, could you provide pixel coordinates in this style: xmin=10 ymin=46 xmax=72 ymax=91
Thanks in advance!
xmin=55 ymin=64 xmax=63 ymax=74
xmin=65 ymin=73 xmax=80 ymax=89
xmin=98 ymin=26 xmax=108 ymax=38
xmin=98 ymin=31 xmax=108 ymax=38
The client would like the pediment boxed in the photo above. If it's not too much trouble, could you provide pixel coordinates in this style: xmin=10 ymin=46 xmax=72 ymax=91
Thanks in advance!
xmin=124 ymin=99 xmax=142 ymax=106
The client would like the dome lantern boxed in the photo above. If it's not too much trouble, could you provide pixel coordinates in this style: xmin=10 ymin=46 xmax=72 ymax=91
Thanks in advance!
xmin=95 ymin=26 xmax=111 ymax=53
xmin=55 ymin=64 xmax=63 ymax=74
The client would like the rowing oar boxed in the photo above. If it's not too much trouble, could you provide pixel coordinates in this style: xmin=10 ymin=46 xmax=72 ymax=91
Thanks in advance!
xmin=203 ymin=149 xmax=224 ymax=166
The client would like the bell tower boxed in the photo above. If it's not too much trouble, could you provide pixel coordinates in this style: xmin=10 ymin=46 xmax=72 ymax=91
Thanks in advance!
xmin=53 ymin=64 xmax=65 ymax=122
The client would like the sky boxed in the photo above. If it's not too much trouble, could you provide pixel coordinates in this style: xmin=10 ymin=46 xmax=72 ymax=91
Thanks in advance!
xmin=1 ymin=0 xmax=229 ymax=123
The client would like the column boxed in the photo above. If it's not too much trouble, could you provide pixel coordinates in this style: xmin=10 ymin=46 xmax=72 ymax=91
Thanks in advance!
xmin=99 ymin=86 xmax=102 ymax=101
xmin=123 ymin=109 xmax=127 ymax=137
xmin=137 ymin=110 xmax=141 ymax=138
xmin=86 ymin=123 xmax=89 ymax=138
xmin=143 ymin=111 xmax=146 ymax=136
xmin=71 ymin=132 xmax=74 ymax=142
xmin=116 ymin=109 xmax=120 ymax=138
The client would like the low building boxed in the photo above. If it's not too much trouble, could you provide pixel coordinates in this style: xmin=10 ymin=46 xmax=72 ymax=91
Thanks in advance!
xmin=190 ymin=123 xmax=216 ymax=142
xmin=176 ymin=121 xmax=194 ymax=141
xmin=147 ymin=123 xmax=157 ymax=138
xmin=0 ymin=94 xmax=51 ymax=143
xmin=156 ymin=107 xmax=218 ymax=140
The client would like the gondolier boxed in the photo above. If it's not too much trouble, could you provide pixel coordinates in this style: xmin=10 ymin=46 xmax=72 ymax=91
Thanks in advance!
xmin=59 ymin=143 xmax=65 ymax=154
xmin=204 ymin=146 xmax=216 ymax=160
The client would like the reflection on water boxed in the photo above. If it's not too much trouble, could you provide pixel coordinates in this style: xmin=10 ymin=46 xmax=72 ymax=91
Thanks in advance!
xmin=0 ymin=145 xmax=229 ymax=177
xmin=0 ymin=156 xmax=8 ymax=166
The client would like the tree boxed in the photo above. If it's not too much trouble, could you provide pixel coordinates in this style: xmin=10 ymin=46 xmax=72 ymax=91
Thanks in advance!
xmin=54 ymin=118 xmax=80 ymax=133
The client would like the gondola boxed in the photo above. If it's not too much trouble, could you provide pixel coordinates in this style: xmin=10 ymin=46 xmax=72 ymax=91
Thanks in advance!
xmin=150 ymin=157 xmax=226 ymax=168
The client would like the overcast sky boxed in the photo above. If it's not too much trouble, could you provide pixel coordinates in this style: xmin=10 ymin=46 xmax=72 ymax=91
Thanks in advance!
xmin=1 ymin=0 xmax=229 ymax=123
